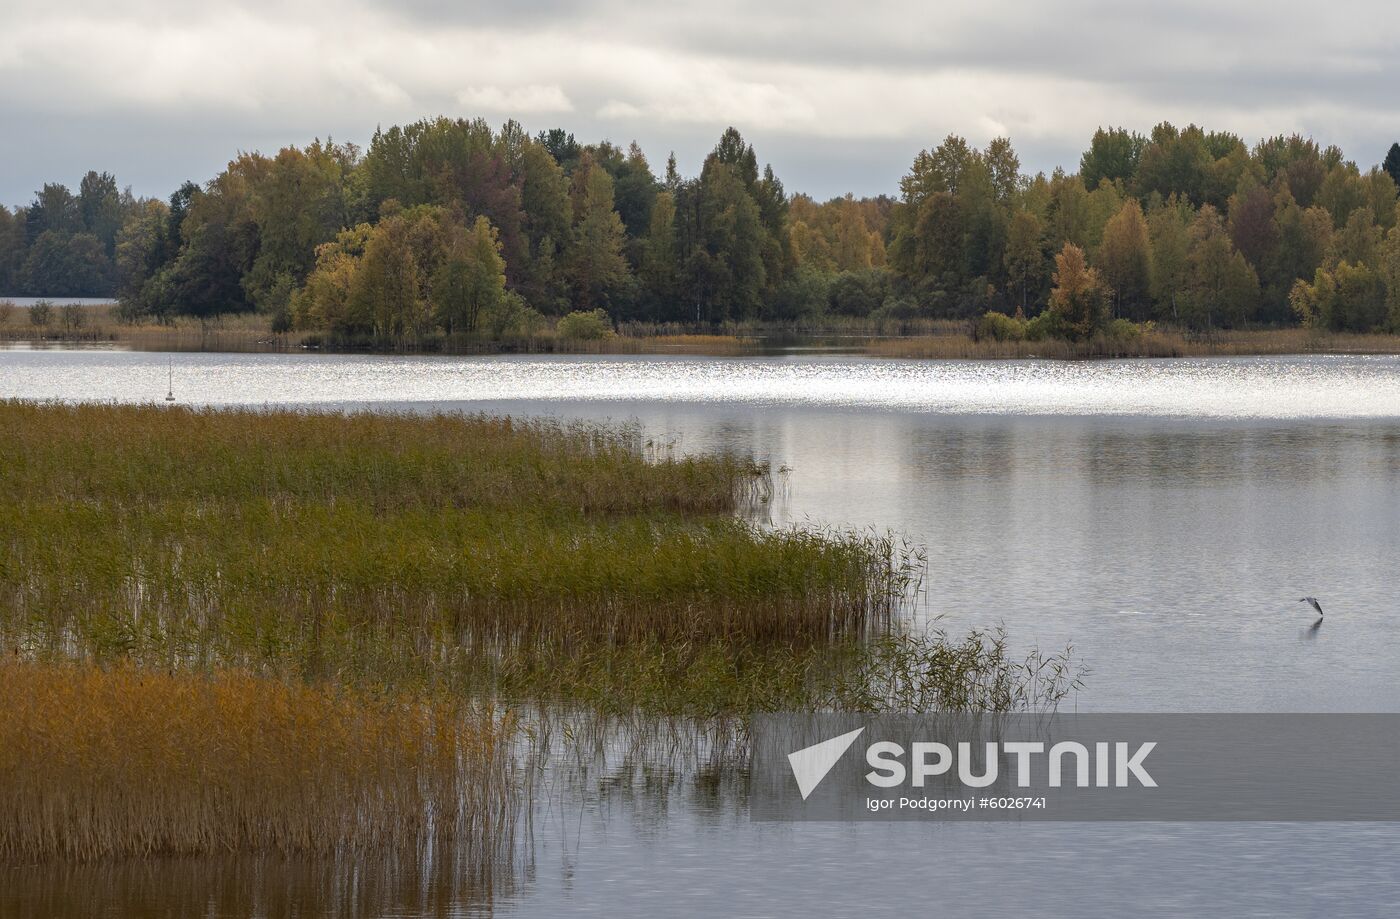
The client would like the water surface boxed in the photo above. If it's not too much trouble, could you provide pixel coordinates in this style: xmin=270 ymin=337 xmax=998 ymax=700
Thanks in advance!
xmin=4 ymin=349 xmax=1399 ymax=917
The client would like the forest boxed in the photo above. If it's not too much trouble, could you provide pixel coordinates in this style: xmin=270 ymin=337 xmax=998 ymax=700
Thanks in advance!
xmin=4 ymin=120 xmax=1400 ymax=341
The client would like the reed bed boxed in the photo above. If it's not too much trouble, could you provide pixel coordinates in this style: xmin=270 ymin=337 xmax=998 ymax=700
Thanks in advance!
xmin=1 ymin=305 xmax=762 ymax=356
xmin=865 ymin=326 xmax=1400 ymax=360
xmin=493 ymin=626 xmax=1084 ymax=717
xmin=867 ymin=331 xmax=1182 ymax=359
xmin=584 ymin=332 xmax=757 ymax=355
xmin=1 ymin=401 xmax=763 ymax=516
xmin=10 ymin=303 xmax=1400 ymax=358
xmin=0 ymin=502 xmax=910 ymax=666
xmin=0 ymin=660 xmax=517 ymax=863
xmin=0 ymin=306 xmax=294 ymax=352
xmin=0 ymin=401 xmax=909 ymax=679
xmin=0 ymin=401 xmax=1076 ymax=871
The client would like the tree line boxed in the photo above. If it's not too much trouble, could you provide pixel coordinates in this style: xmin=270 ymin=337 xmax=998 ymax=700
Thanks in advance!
xmin=4 ymin=120 xmax=1400 ymax=339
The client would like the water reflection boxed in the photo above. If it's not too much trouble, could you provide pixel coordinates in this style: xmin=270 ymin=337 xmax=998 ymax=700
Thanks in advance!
xmin=904 ymin=421 xmax=1396 ymax=486
xmin=3 ymin=350 xmax=1400 ymax=419
xmin=6 ymin=350 xmax=1400 ymax=916
xmin=0 ymin=852 xmax=515 ymax=919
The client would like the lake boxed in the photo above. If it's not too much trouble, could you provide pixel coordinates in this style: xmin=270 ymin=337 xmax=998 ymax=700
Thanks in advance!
xmin=3 ymin=349 xmax=1400 ymax=917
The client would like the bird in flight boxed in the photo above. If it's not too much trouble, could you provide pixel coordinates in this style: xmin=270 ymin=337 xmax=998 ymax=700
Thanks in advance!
xmin=1298 ymin=597 xmax=1324 ymax=618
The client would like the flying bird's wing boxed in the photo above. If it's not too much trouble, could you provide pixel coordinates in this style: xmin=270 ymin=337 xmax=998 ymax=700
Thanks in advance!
xmin=1299 ymin=597 xmax=1323 ymax=615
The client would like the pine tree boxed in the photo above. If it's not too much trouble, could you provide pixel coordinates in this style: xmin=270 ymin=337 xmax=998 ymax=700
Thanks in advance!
xmin=1383 ymin=143 xmax=1400 ymax=191
xmin=568 ymin=155 xmax=629 ymax=310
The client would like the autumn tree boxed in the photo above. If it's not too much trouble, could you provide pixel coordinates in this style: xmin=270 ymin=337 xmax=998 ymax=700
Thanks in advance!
xmin=1328 ymin=206 xmax=1383 ymax=268
xmin=114 ymin=199 xmax=170 ymax=305
xmin=1291 ymin=262 xmax=1387 ymax=332
xmin=1382 ymin=226 xmax=1400 ymax=331
xmin=1080 ymin=127 xmax=1145 ymax=190
xmin=290 ymin=224 xmax=372 ymax=332
xmin=433 ymin=216 xmax=506 ymax=334
xmin=1097 ymin=199 xmax=1152 ymax=318
xmin=639 ymin=190 xmax=679 ymax=314
xmin=1048 ymin=243 xmax=1108 ymax=339
xmin=517 ymin=138 xmax=572 ymax=312
xmin=1184 ymin=206 xmax=1258 ymax=329
xmin=1148 ymin=197 xmax=1193 ymax=322
xmin=1046 ymin=173 xmax=1091 ymax=251
xmin=352 ymin=214 xmax=424 ymax=340
xmin=1316 ymin=163 xmax=1370 ymax=229
xmin=1003 ymin=210 xmax=1045 ymax=314
xmin=47 ymin=114 xmax=1400 ymax=335
xmin=830 ymin=195 xmax=880 ymax=271
xmin=1226 ymin=179 xmax=1277 ymax=270
xmin=567 ymin=153 xmax=630 ymax=310
xmin=1265 ymin=192 xmax=1333 ymax=322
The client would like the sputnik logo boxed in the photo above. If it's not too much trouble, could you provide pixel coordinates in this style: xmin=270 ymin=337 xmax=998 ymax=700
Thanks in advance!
xmin=787 ymin=727 xmax=865 ymax=800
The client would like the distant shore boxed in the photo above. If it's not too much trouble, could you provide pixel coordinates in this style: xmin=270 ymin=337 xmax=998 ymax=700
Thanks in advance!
xmin=3 ymin=302 xmax=1399 ymax=360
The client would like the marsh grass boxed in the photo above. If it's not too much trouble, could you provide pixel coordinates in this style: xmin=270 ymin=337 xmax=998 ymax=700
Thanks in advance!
xmin=0 ymin=306 xmax=289 ymax=352
xmin=9 ymin=304 xmax=1400 ymax=359
xmin=1 ymin=401 xmax=764 ymax=515
xmin=0 ymin=660 xmax=517 ymax=863
xmin=866 ymin=325 xmax=1400 ymax=360
xmin=1 ymin=504 xmax=911 ymax=668
xmin=491 ymin=625 xmax=1084 ymax=718
xmin=821 ymin=626 xmax=1087 ymax=713
xmin=0 ymin=401 xmax=909 ymax=678
xmin=0 ymin=400 xmax=1077 ymax=867
xmin=0 ymin=305 xmax=763 ymax=356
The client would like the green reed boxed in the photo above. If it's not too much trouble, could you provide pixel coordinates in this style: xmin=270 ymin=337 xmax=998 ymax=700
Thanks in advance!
xmin=0 ymin=401 xmax=913 ymax=679
xmin=1 ymin=401 xmax=763 ymax=515
xmin=0 ymin=400 xmax=1086 ymax=867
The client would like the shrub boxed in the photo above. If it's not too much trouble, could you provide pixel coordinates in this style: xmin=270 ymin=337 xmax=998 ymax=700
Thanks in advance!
xmin=485 ymin=290 xmax=543 ymax=339
xmin=1024 ymin=311 xmax=1067 ymax=341
xmin=765 ymin=266 xmax=830 ymax=321
xmin=60 ymin=303 xmax=86 ymax=334
xmin=1104 ymin=318 xmax=1142 ymax=339
xmin=555 ymin=308 xmax=613 ymax=340
xmin=871 ymin=295 xmax=921 ymax=323
xmin=828 ymin=269 xmax=889 ymax=317
xmin=29 ymin=300 xmax=53 ymax=330
xmin=975 ymin=311 xmax=1026 ymax=342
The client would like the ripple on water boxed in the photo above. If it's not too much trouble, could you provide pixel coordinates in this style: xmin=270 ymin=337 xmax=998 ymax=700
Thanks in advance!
xmin=1 ymin=351 xmax=1399 ymax=420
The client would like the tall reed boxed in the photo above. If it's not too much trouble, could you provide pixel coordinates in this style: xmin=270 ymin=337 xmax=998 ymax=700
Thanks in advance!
xmin=0 ymin=401 xmax=765 ymax=516
xmin=0 ymin=402 xmax=906 ymax=666
xmin=865 ymin=325 xmax=1400 ymax=360
xmin=0 ymin=660 xmax=517 ymax=863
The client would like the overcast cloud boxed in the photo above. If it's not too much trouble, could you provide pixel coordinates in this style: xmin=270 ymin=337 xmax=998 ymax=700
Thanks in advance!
xmin=3 ymin=0 xmax=1399 ymax=207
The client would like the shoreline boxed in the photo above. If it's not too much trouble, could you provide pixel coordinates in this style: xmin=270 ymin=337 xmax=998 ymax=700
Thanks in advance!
xmin=5 ymin=324 xmax=1400 ymax=361
xmin=4 ymin=303 xmax=1400 ymax=360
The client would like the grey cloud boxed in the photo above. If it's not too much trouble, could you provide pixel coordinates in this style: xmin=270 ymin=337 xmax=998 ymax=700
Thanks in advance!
xmin=4 ymin=0 xmax=1400 ymax=207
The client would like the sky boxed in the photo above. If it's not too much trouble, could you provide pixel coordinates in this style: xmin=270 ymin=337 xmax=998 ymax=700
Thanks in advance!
xmin=3 ymin=0 xmax=1400 ymax=208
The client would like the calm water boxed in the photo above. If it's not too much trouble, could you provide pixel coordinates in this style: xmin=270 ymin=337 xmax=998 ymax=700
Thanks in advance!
xmin=4 ymin=349 xmax=1400 ymax=917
